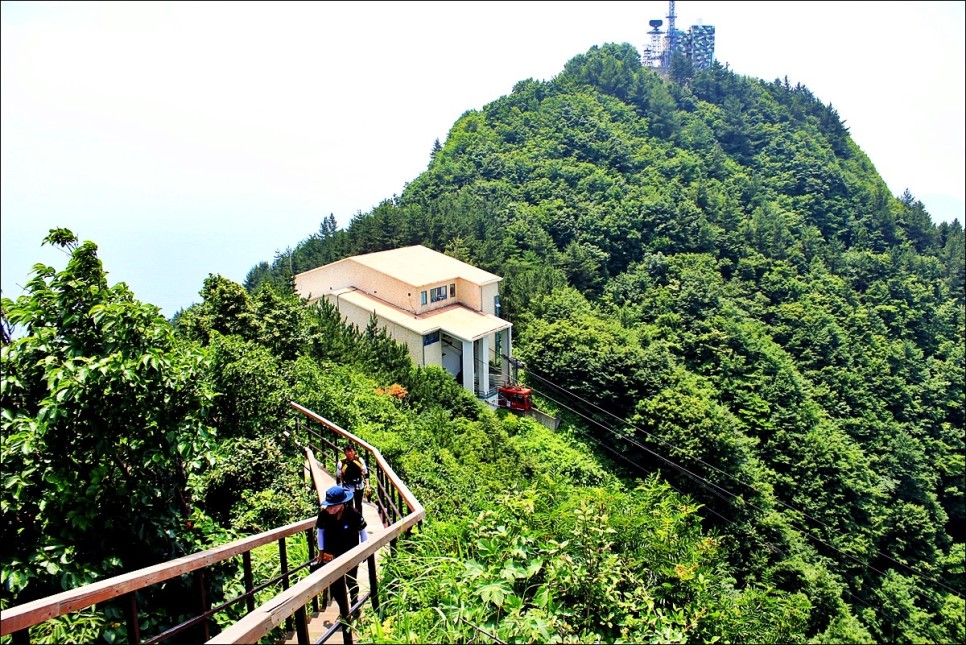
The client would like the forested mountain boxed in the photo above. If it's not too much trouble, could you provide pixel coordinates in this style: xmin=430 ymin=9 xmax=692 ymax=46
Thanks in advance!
xmin=245 ymin=43 xmax=965 ymax=642
xmin=2 ymin=43 xmax=963 ymax=643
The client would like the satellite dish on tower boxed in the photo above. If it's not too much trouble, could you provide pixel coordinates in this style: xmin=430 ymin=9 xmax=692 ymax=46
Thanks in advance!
xmin=649 ymin=19 xmax=663 ymax=28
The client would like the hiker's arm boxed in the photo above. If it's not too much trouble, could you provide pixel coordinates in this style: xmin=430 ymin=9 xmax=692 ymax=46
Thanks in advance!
xmin=316 ymin=528 xmax=332 ymax=563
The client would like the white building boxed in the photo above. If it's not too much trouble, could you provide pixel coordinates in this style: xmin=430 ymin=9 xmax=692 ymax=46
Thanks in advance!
xmin=294 ymin=245 xmax=512 ymax=397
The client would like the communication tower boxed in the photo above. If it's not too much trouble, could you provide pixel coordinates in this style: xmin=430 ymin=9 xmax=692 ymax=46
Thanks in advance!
xmin=663 ymin=0 xmax=679 ymax=69
xmin=643 ymin=19 xmax=665 ymax=68
xmin=642 ymin=1 xmax=715 ymax=72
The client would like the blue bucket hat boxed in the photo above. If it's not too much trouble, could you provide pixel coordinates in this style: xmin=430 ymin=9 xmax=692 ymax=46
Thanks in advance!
xmin=322 ymin=485 xmax=353 ymax=508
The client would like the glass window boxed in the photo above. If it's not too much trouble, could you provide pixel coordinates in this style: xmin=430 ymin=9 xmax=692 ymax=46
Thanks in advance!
xmin=430 ymin=286 xmax=447 ymax=302
xmin=449 ymin=283 xmax=456 ymax=297
xmin=420 ymin=291 xmax=427 ymax=306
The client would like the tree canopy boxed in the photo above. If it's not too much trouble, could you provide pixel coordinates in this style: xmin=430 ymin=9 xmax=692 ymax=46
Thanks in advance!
xmin=3 ymin=40 xmax=964 ymax=644
xmin=243 ymin=42 xmax=964 ymax=643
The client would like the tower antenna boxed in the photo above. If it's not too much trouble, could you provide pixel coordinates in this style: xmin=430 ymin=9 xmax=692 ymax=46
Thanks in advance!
xmin=644 ymin=1 xmax=716 ymax=72
xmin=663 ymin=1 xmax=678 ymax=68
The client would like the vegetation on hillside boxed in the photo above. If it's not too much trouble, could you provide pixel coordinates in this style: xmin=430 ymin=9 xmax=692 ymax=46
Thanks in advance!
xmin=245 ymin=44 xmax=965 ymax=643
xmin=2 ymin=228 xmax=808 ymax=643
xmin=2 ymin=41 xmax=964 ymax=643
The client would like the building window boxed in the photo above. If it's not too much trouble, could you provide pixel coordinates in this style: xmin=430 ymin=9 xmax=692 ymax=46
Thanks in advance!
xmin=430 ymin=286 xmax=447 ymax=302
xmin=449 ymin=283 xmax=456 ymax=298
xmin=423 ymin=331 xmax=440 ymax=346
xmin=420 ymin=291 xmax=427 ymax=306
xmin=494 ymin=294 xmax=501 ymax=317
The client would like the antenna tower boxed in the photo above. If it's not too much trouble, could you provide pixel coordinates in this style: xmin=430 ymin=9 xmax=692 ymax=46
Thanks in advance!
xmin=663 ymin=0 xmax=678 ymax=68
xmin=644 ymin=18 xmax=664 ymax=67
xmin=644 ymin=1 xmax=715 ymax=71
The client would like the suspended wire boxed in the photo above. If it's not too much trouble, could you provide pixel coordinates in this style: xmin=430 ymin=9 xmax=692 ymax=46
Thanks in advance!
xmin=506 ymin=356 xmax=964 ymax=601
xmin=526 ymin=382 xmax=739 ymax=506
xmin=480 ymin=355 xmax=880 ymax=610
xmin=530 ymin=387 xmax=884 ymax=608
xmin=516 ymin=374 xmax=881 ymax=608
xmin=523 ymin=371 xmax=748 ymax=510
xmin=469 ymin=357 xmax=925 ymax=610
xmin=518 ymin=380 xmax=878 ymax=613
xmin=472 ymin=353 xmax=735 ymax=520
xmin=524 ymin=367 xmax=963 ymax=600
xmin=518 ymin=361 xmax=962 ymax=593
xmin=483 ymin=353 xmax=742 ymax=506
xmin=492 ymin=354 xmax=745 ymax=509
xmin=525 ymin=382 xmax=736 ymax=525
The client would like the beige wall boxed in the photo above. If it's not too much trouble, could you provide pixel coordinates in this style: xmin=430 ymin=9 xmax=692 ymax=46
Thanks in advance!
xmin=300 ymin=262 xmax=423 ymax=313
xmin=296 ymin=261 xmax=357 ymax=300
xmin=453 ymin=278 xmax=479 ymax=311
xmin=380 ymin=318 xmax=424 ymax=367
xmin=325 ymin=294 xmax=373 ymax=332
xmin=441 ymin=281 xmax=498 ymax=314
xmin=481 ymin=283 xmax=499 ymax=315
xmin=422 ymin=334 xmax=443 ymax=367
xmin=323 ymin=293 xmax=429 ymax=368
xmin=354 ymin=266 xmax=423 ymax=314
xmin=298 ymin=261 xmax=498 ymax=316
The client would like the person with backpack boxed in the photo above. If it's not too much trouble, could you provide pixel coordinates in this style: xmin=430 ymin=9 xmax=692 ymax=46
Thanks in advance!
xmin=315 ymin=485 xmax=369 ymax=609
xmin=336 ymin=444 xmax=369 ymax=514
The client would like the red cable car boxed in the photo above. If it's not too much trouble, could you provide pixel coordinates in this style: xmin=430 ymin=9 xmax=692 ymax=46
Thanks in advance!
xmin=497 ymin=384 xmax=533 ymax=412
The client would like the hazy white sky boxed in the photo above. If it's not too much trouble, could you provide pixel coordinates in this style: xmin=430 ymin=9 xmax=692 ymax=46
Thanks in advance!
xmin=2 ymin=1 xmax=963 ymax=317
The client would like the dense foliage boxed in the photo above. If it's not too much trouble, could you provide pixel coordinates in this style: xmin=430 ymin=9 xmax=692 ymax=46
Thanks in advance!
xmin=2 ymin=40 xmax=963 ymax=644
xmin=0 ymin=231 xmax=227 ymax=639
xmin=245 ymin=43 xmax=965 ymax=642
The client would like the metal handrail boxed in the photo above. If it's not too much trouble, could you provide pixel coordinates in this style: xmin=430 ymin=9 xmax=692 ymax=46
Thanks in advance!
xmin=211 ymin=403 xmax=425 ymax=643
xmin=0 ymin=403 xmax=424 ymax=645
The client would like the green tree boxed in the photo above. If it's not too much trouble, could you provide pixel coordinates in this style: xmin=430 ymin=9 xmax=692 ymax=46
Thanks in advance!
xmin=1 ymin=229 xmax=216 ymax=606
xmin=177 ymin=273 xmax=258 ymax=344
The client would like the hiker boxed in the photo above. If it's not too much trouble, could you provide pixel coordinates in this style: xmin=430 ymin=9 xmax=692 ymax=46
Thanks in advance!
xmin=315 ymin=485 xmax=368 ymax=608
xmin=336 ymin=444 xmax=369 ymax=513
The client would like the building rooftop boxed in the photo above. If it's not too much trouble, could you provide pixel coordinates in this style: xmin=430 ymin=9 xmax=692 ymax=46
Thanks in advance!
xmin=349 ymin=245 xmax=501 ymax=288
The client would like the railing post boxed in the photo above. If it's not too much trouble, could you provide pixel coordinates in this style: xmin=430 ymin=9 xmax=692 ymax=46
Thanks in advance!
xmin=124 ymin=591 xmax=140 ymax=644
xmin=334 ymin=576 xmax=353 ymax=645
xmin=379 ymin=469 xmax=390 ymax=525
xmin=294 ymin=606 xmax=310 ymax=645
xmin=279 ymin=537 xmax=294 ymax=633
xmin=391 ymin=486 xmax=402 ymax=549
xmin=376 ymin=470 xmax=385 ymax=525
xmin=366 ymin=554 xmax=380 ymax=614
xmin=305 ymin=529 xmax=320 ymax=614
xmin=196 ymin=569 xmax=210 ymax=642
xmin=11 ymin=627 xmax=29 ymax=645
xmin=242 ymin=550 xmax=255 ymax=613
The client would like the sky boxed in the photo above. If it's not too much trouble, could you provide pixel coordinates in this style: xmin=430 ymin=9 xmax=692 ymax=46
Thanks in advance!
xmin=2 ymin=1 xmax=964 ymax=318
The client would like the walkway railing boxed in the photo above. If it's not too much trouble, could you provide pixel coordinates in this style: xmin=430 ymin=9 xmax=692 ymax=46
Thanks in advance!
xmin=0 ymin=402 xmax=424 ymax=645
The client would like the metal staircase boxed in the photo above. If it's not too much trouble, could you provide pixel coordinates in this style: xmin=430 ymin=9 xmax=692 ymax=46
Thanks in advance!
xmin=0 ymin=403 xmax=424 ymax=645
